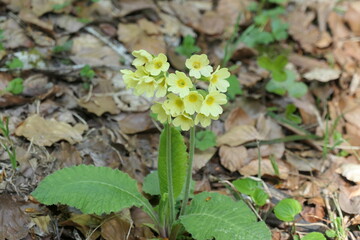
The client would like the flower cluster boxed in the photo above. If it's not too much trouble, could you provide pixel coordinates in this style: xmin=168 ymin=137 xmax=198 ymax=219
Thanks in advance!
xmin=120 ymin=50 xmax=230 ymax=131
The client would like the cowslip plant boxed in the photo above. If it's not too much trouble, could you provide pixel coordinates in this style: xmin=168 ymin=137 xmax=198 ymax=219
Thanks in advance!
xmin=0 ymin=116 xmax=17 ymax=169
xmin=32 ymin=50 xmax=271 ymax=240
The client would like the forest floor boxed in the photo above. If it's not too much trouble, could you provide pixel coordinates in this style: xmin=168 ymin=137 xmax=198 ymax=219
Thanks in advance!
xmin=0 ymin=0 xmax=360 ymax=239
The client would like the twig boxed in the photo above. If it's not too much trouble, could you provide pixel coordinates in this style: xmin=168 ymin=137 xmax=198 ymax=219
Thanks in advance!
xmin=85 ymin=26 xmax=132 ymax=65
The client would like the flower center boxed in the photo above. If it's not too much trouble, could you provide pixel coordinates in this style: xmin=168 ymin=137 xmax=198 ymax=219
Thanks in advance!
xmin=175 ymin=99 xmax=184 ymax=108
xmin=177 ymin=79 xmax=186 ymax=88
xmin=193 ymin=61 xmax=201 ymax=69
xmin=206 ymin=96 xmax=215 ymax=105
xmin=211 ymin=75 xmax=218 ymax=83
xmin=155 ymin=61 xmax=163 ymax=69
xmin=188 ymin=94 xmax=197 ymax=102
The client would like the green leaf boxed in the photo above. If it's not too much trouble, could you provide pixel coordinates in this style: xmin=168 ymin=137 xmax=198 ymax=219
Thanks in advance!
xmin=52 ymin=1 xmax=70 ymax=10
xmin=53 ymin=40 xmax=73 ymax=53
xmin=252 ymin=188 xmax=269 ymax=206
xmin=180 ymin=192 xmax=271 ymax=240
xmin=266 ymin=70 xmax=308 ymax=98
xmin=175 ymin=35 xmax=200 ymax=58
xmin=195 ymin=130 xmax=217 ymax=151
xmin=80 ymin=64 xmax=95 ymax=79
xmin=142 ymin=171 xmax=160 ymax=196
xmin=226 ymin=75 xmax=242 ymax=100
xmin=5 ymin=78 xmax=24 ymax=95
xmin=274 ymin=198 xmax=302 ymax=222
xmin=271 ymin=18 xmax=288 ymax=41
xmin=269 ymin=0 xmax=287 ymax=3
xmin=158 ymin=126 xmax=188 ymax=199
xmin=6 ymin=58 xmax=24 ymax=69
xmin=285 ymin=104 xmax=302 ymax=124
xmin=301 ymin=232 xmax=326 ymax=240
xmin=32 ymin=165 xmax=154 ymax=216
xmin=233 ymin=178 xmax=259 ymax=196
xmin=325 ymin=230 xmax=337 ymax=238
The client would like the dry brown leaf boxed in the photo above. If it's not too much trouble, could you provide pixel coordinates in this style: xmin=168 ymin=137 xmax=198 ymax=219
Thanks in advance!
xmin=303 ymin=68 xmax=341 ymax=82
xmin=32 ymin=216 xmax=51 ymax=236
xmin=52 ymin=142 xmax=82 ymax=168
xmin=52 ymin=15 xmax=84 ymax=33
xmin=60 ymin=214 xmax=102 ymax=240
xmin=219 ymin=145 xmax=248 ymax=172
xmin=78 ymin=95 xmax=120 ymax=116
xmin=336 ymin=163 xmax=360 ymax=183
xmin=216 ymin=0 xmax=248 ymax=30
xmin=138 ymin=18 xmax=160 ymax=35
xmin=19 ymin=9 xmax=53 ymax=31
xmin=289 ymin=54 xmax=328 ymax=72
xmin=193 ymin=147 xmax=217 ymax=172
xmin=0 ymin=19 xmax=33 ymax=49
xmin=101 ymin=213 xmax=132 ymax=240
xmin=287 ymin=10 xmax=320 ymax=53
xmin=224 ymin=107 xmax=255 ymax=131
xmin=217 ymin=125 xmax=263 ymax=147
xmin=15 ymin=114 xmax=87 ymax=146
xmin=169 ymin=2 xmax=202 ymax=27
xmin=344 ymin=2 xmax=360 ymax=35
xmin=285 ymin=151 xmax=323 ymax=172
xmin=0 ymin=194 xmax=30 ymax=240
xmin=117 ymin=22 xmax=166 ymax=55
xmin=197 ymin=11 xmax=225 ymax=35
xmin=339 ymin=185 xmax=360 ymax=214
xmin=117 ymin=0 xmax=157 ymax=17
xmin=71 ymin=34 xmax=121 ymax=67
xmin=31 ymin=0 xmax=72 ymax=16
xmin=118 ymin=112 xmax=154 ymax=134
xmin=239 ymin=159 xmax=289 ymax=179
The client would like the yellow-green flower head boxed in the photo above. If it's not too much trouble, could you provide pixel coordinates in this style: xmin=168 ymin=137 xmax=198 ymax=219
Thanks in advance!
xmin=155 ymin=76 xmax=167 ymax=98
xmin=120 ymin=69 xmax=138 ymax=89
xmin=185 ymin=54 xmax=213 ymax=79
xmin=209 ymin=66 xmax=230 ymax=92
xmin=195 ymin=113 xmax=219 ymax=128
xmin=167 ymin=71 xmax=193 ymax=97
xmin=173 ymin=114 xmax=194 ymax=131
xmin=200 ymin=91 xmax=227 ymax=116
xmin=132 ymin=50 xmax=153 ymax=67
xmin=183 ymin=91 xmax=203 ymax=115
xmin=135 ymin=76 xmax=157 ymax=97
xmin=145 ymin=53 xmax=170 ymax=76
xmin=151 ymin=103 xmax=170 ymax=123
xmin=163 ymin=93 xmax=185 ymax=116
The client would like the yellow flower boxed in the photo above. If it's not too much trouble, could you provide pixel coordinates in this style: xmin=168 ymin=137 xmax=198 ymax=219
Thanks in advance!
xmin=120 ymin=69 xmax=138 ymax=89
xmin=151 ymin=103 xmax=170 ymax=123
xmin=135 ymin=76 xmax=157 ymax=97
xmin=185 ymin=54 xmax=213 ymax=79
xmin=163 ymin=93 xmax=185 ymax=116
xmin=183 ymin=91 xmax=203 ymax=115
xmin=132 ymin=50 xmax=153 ymax=67
xmin=155 ymin=76 xmax=167 ymax=97
xmin=167 ymin=71 xmax=193 ymax=97
xmin=145 ymin=53 xmax=170 ymax=76
xmin=209 ymin=66 xmax=230 ymax=92
xmin=200 ymin=91 xmax=227 ymax=116
xmin=173 ymin=114 xmax=194 ymax=131
xmin=195 ymin=113 xmax=219 ymax=128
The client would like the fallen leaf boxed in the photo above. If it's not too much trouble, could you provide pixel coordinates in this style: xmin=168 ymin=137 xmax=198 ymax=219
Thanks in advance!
xmin=15 ymin=114 xmax=87 ymax=146
xmin=51 ymin=15 xmax=85 ymax=33
xmin=117 ymin=0 xmax=157 ymax=17
xmin=71 ymin=34 xmax=121 ymax=67
xmin=336 ymin=163 xmax=360 ymax=183
xmin=52 ymin=142 xmax=83 ymax=168
xmin=225 ymin=107 xmax=255 ymax=131
xmin=31 ymin=0 xmax=72 ymax=16
xmin=32 ymin=215 xmax=52 ymax=236
xmin=118 ymin=112 xmax=154 ymax=134
xmin=60 ymin=214 xmax=102 ymax=240
xmin=344 ymin=2 xmax=360 ymax=35
xmin=217 ymin=125 xmax=263 ymax=147
xmin=101 ymin=213 xmax=132 ymax=240
xmin=0 ymin=19 xmax=33 ymax=49
xmin=197 ymin=11 xmax=225 ymax=35
xmin=19 ymin=9 xmax=53 ymax=31
xmin=285 ymin=151 xmax=323 ymax=172
xmin=239 ymin=159 xmax=289 ymax=179
xmin=219 ymin=145 xmax=249 ymax=172
xmin=339 ymin=185 xmax=360 ymax=214
xmin=78 ymin=95 xmax=120 ymax=116
xmin=0 ymin=194 xmax=31 ymax=240
xmin=193 ymin=147 xmax=217 ymax=172
xmin=303 ymin=68 xmax=341 ymax=82
xmin=289 ymin=54 xmax=329 ymax=72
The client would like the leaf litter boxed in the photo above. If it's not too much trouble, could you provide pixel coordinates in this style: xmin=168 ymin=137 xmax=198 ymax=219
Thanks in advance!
xmin=1 ymin=0 xmax=360 ymax=239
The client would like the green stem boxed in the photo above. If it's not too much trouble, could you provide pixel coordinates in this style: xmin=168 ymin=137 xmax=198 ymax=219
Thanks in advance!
xmin=180 ymin=126 xmax=195 ymax=216
xmin=165 ymin=123 xmax=175 ymax=234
